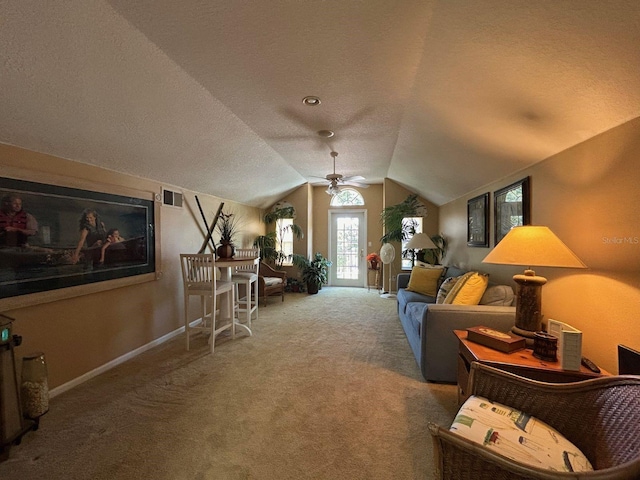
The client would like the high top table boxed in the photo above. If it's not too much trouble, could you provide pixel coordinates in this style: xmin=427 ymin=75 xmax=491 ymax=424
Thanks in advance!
xmin=215 ymin=257 xmax=259 ymax=337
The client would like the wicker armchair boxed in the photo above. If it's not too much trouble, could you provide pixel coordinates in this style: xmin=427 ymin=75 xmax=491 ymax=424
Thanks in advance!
xmin=429 ymin=363 xmax=640 ymax=479
xmin=257 ymin=262 xmax=286 ymax=306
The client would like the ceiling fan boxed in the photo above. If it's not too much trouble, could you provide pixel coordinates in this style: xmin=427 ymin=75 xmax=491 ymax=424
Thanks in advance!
xmin=319 ymin=151 xmax=369 ymax=195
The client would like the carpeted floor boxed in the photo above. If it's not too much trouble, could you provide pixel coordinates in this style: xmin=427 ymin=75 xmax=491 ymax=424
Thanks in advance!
xmin=0 ymin=287 xmax=458 ymax=480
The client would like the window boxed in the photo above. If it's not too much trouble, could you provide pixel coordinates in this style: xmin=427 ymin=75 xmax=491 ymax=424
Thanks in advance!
xmin=401 ymin=217 xmax=422 ymax=270
xmin=276 ymin=218 xmax=294 ymax=265
xmin=330 ymin=188 xmax=364 ymax=206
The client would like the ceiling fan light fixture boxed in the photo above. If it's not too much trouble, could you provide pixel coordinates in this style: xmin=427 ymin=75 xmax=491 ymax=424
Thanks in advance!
xmin=326 ymin=183 xmax=341 ymax=196
xmin=302 ymin=96 xmax=321 ymax=106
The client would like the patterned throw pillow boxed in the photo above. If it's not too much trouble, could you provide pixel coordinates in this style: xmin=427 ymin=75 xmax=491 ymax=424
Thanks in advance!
xmin=436 ymin=276 xmax=459 ymax=304
xmin=451 ymin=395 xmax=593 ymax=472
xmin=406 ymin=266 xmax=445 ymax=297
xmin=443 ymin=272 xmax=489 ymax=305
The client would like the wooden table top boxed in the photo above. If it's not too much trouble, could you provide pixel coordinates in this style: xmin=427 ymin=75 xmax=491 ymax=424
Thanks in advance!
xmin=454 ymin=329 xmax=610 ymax=377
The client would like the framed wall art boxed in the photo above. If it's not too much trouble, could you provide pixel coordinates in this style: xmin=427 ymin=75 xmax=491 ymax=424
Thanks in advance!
xmin=0 ymin=176 xmax=156 ymax=305
xmin=494 ymin=176 xmax=530 ymax=245
xmin=467 ymin=192 xmax=489 ymax=247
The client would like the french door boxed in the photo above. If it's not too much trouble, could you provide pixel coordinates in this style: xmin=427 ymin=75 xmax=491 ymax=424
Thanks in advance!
xmin=328 ymin=210 xmax=367 ymax=287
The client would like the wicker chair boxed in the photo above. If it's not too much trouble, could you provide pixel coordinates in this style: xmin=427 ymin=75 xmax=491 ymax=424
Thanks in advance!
xmin=428 ymin=363 xmax=640 ymax=479
xmin=257 ymin=262 xmax=286 ymax=306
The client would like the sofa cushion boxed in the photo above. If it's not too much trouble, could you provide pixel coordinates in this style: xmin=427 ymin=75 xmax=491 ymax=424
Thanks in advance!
xmin=406 ymin=266 xmax=445 ymax=297
xmin=451 ymin=395 xmax=593 ymax=472
xmin=436 ymin=276 xmax=459 ymax=304
xmin=444 ymin=272 xmax=489 ymax=305
xmin=480 ymin=284 xmax=515 ymax=306
xmin=397 ymin=289 xmax=437 ymax=311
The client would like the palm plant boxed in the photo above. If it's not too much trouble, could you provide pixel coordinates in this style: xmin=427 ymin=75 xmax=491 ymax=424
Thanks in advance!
xmin=379 ymin=194 xmax=422 ymax=244
xmin=259 ymin=205 xmax=304 ymax=269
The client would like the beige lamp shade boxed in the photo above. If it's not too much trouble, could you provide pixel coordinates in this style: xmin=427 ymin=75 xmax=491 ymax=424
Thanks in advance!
xmin=406 ymin=232 xmax=437 ymax=250
xmin=482 ymin=226 xmax=586 ymax=269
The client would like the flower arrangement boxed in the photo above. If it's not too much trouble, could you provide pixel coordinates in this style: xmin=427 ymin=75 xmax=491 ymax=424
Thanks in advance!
xmin=367 ymin=252 xmax=381 ymax=270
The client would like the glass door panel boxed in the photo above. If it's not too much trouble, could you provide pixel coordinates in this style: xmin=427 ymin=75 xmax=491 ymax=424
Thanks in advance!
xmin=329 ymin=211 xmax=366 ymax=287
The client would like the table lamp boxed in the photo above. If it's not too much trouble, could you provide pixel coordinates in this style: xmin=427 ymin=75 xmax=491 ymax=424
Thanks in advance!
xmin=405 ymin=233 xmax=437 ymax=266
xmin=482 ymin=226 xmax=586 ymax=344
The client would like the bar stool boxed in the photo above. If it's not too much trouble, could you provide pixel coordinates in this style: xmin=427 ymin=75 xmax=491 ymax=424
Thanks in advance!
xmin=180 ymin=253 xmax=235 ymax=353
xmin=231 ymin=248 xmax=259 ymax=328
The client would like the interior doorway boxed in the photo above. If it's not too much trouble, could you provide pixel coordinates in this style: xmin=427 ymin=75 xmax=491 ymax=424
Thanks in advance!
xmin=328 ymin=210 xmax=367 ymax=287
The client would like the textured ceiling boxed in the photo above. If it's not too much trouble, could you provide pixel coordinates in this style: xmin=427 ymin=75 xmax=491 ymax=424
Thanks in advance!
xmin=2 ymin=1 xmax=640 ymax=208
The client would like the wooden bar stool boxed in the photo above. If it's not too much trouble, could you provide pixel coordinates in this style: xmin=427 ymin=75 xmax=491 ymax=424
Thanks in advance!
xmin=231 ymin=248 xmax=259 ymax=328
xmin=180 ymin=253 xmax=235 ymax=353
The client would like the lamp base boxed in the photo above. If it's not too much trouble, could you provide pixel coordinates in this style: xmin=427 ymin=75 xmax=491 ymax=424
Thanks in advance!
xmin=511 ymin=325 xmax=537 ymax=347
xmin=512 ymin=271 xmax=547 ymax=347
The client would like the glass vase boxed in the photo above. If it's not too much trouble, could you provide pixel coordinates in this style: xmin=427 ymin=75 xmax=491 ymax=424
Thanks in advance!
xmin=20 ymin=352 xmax=49 ymax=419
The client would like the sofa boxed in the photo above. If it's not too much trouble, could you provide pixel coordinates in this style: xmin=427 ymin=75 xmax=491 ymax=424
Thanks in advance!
xmin=397 ymin=266 xmax=516 ymax=383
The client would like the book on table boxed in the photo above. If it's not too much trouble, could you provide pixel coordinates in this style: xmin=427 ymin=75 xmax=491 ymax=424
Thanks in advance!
xmin=466 ymin=326 xmax=526 ymax=353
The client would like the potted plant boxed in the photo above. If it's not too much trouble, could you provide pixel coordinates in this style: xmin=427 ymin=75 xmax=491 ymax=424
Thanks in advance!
xmin=256 ymin=205 xmax=304 ymax=269
xmin=286 ymin=276 xmax=305 ymax=293
xmin=253 ymin=231 xmax=278 ymax=263
xmin=379 ymin=194 xmax=423 ymax=244
xmin=292 ymin=252 xmax=332 ymax=294
xmin=215 ymin=210 xmax=240 ymax=258
xmin=366 ymin=252 xmax=382 ymax=271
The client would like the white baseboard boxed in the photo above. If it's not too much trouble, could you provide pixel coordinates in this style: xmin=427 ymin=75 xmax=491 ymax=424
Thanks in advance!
xmin=49 ymin=323 xmax=190 ymax=398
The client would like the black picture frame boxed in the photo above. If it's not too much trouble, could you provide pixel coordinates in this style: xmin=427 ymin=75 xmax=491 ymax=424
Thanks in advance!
xmin=494 ymin=176 xmax=531 ymax=245
xmin=0 ymin=176 xmax=156 ymax=302
xmin=467 ymin=193 xmax=489 ymax=247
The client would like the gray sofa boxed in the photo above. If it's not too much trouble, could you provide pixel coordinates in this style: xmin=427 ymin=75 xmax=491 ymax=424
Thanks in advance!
xmin=396 ymin=266 xmax=516 ymax=383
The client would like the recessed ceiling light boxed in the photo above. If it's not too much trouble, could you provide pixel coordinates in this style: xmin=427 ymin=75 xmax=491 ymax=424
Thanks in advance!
xmin=317 ymin=130 xmax=334 ymax=138
xmin=302 ymin=96 xmax=321 ymax=106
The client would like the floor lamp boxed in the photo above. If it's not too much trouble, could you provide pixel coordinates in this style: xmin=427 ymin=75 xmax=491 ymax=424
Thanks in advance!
xmin=405 ymin=233 xmax=437 ymax=266
xmin=482 ymin=226 xmax=587 ymax=345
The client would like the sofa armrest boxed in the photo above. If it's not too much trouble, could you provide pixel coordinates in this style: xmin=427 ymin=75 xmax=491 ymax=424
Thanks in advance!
xmin=420 ymin=304 xmax=516 ymax=382
xmin=397 ymin=273 xmax=411 ymax=290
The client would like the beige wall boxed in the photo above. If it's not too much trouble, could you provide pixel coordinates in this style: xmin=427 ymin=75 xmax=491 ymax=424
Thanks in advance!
xmin=312 ymin=183 xmax=384 ymax=264
xmin=1 ymin=144 xmax=263 ymax=389
xmin=268 ymin=184 xmax=385 ymax=282
xmin=439 ymin=117 xmax=640 ymax=374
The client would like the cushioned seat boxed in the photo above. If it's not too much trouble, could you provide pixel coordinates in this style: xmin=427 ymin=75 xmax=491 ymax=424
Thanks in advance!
xmin=428 ymin=363 xmax=640 ymax=479
xmin=257 ymin=262 xmax=286 ymax=306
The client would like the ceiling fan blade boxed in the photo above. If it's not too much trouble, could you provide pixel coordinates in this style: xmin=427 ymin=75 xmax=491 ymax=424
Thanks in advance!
xmin=341 ymin=175 xmax=365 ymax=182
xmin=342 ymin=180 xmax=369 ymax=188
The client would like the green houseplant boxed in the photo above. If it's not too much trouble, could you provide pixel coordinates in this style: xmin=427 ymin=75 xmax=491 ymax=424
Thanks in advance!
xmin=379 ymin=194 xmax=423 ymax=244
xmin=215 ymin=210 xmax=240 ymax=258
xmin=255 ymin=205 xmax=303 ymax=269
xmin=292 ymin=252 xmax=332 ymax=294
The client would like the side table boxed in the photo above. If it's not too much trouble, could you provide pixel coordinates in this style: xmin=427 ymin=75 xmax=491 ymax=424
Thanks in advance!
xmin=367 ymin=268 xmax=381 ymax=292
xmin=454 ymin=330 xmax=610 ymax=405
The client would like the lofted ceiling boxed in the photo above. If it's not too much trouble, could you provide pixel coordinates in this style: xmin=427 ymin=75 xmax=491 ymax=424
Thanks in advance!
xmin=2 ymin=1 xmax=640 ymax=209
